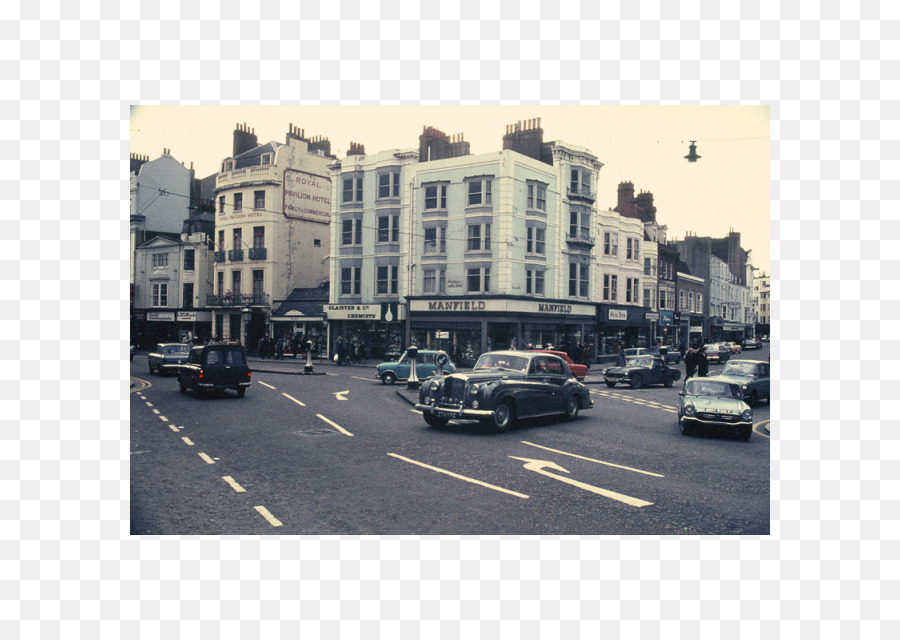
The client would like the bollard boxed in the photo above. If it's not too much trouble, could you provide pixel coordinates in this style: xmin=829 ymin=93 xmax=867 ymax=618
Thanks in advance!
xmin=304 ymin=340 xmax=314 ymax=373
xmin=406 ymin=345 xmax=420 ymax=390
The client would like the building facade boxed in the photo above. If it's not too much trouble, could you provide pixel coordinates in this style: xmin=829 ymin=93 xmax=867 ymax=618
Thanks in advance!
xmin=754 ymin=271 xmax=770 ymax=338
xmin=676 ymin=263 xmax=706 ymax=349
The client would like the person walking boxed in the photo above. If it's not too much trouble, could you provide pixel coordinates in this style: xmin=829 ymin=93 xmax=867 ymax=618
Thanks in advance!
xmin=684 ymin=346 xmax=697 ymax=378
xmin=275 ymin=338 xmax=284 ymax=360
xmin=697 ymin=345 xmax=709 ymax=377
xmin=616 ymin=341 xmax=626 ymax=367
xmin=335 ymin=336 xmax=345 ymax=366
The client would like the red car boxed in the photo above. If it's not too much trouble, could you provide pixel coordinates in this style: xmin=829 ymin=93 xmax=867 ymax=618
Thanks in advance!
xmin=529 ymin=350 xmax=587 ymax=381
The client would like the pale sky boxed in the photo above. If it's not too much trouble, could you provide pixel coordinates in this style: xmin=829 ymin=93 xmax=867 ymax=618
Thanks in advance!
xmin=131 ymin=105 xmax=770 ymax=274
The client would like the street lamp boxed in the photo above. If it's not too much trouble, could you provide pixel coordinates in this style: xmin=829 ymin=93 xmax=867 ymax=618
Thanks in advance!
xmin=242 ymin=307 xmax=251 ymax=347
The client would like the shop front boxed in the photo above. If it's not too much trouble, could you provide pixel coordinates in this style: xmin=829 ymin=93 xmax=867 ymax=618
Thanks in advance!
xmin=679 ymin=313 xmax=706 ymax=349
xmin=722 ymin=321 xmax=748 ymax=344
xmin=175 ymin=310 xmax=212 ymax=344
xmin=596 ymin=305 xmax=653 ymax=354
xmin=407 ymin=297 xmax=596 ymax=368
xmin=656 ymin=310 xmax=676 ymax=348
xmin=325 ymin=302 xmax=404 ymax=361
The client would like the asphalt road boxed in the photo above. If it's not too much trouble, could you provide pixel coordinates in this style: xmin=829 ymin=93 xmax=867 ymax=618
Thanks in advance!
xmin=130 ymin=345 xmax=770 ymax=535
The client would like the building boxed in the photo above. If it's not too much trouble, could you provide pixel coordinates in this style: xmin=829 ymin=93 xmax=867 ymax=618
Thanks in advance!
xmin=676 ymin=261 xmax=706 ymax=348
xmin=210 ymin=123 xmax=335 ymax=348
xmin=754 ymin=271 xmax=770 ymax=338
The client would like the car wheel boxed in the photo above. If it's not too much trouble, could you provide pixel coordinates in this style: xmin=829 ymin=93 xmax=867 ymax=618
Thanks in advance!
xmin=738 ymin=425 xmax=752 ymax=441
xmin=148 ymin=364 xmax=155 ymax=375
xmin=381 ymin=371 xmax=396 ymax=385
xmin=679 ymin=419 xmax=694 ymax=436
xmin=179 ymin=378 xmax=188 ymax=393
xmin=605 ymin=381 xmax=616 ymax=388
xmin=423 ymin=412 xmax=448 ymax=429
xmin=664 ymin=376 xmax=675 ymax=388
xmin=564 ymin=395 xmax=580 ymax=421
xmin=237 ymin=387 xmax=246 ymax=398
xmin=630 ymin=374 xmax=642 ymax=389
xmin=749 ymin=391 xmax=759 ymax=407
xmin=491 ymin=399 xmax=516 ymax=433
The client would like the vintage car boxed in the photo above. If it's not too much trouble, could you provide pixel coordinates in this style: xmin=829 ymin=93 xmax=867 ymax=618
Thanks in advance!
xmin=177 ymin=343 xmax=252 ymax=398
xmin=704 ymin=343 xmax=731 ymax=364
xmin=677 ymin=376 xmax=753 ymax=440
xmin=603 ymin=355 xmax=681 ymax=389
xmin=718 ymin=359 xmax=770 ymax=406
xmin=415 ymin=351 xmax=593 ymax=432
xmin=147 ymin=342 xmax=191 ymax=375
xmin=529 ymin=349 xmax=587 ymax=381
xmin=742 ymin=338 xmax=760 ymax=350
xmin=130 ymin=345 xmax=136 ymax=361
xmin=376 ymin=349 xmax=456 ymax=385
xmin=646 ymin=345 xmax=682 ymax=364
xmin=624 ymin=347 xmax=648 ymax=358
xmin=729 ymin=341 xmax=742 ymax=354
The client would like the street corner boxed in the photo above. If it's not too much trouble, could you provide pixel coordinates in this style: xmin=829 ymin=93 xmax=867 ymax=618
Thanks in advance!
xmin=395 ymin=387 xmax=420 ymax=406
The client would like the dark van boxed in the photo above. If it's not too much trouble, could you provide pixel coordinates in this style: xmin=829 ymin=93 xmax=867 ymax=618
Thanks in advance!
xmin=178 ymin=343 xmax=251 ymax=398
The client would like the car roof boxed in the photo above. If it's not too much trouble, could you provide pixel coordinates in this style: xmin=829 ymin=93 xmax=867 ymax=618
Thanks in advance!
xmin=725 ymin=359 xmax=766 ymax=364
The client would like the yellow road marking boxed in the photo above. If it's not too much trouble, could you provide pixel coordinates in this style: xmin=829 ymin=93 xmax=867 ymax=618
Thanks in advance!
xmin=168 ymin=424 xmax=179 ymax=432
xmin=152 ymin=408 xmax=159 ymax=414
xmin=158 ymin=415 xmax=169 ymax=422
xmin=146 ymin=402 xmax=153 ymax=407
xmin=223 ymin=476 xmax=246 ymax=492
xmin=753 ymin=421 xmax=770 ymax=439
xmin=254 ymin=505 xmax=283 ymax=527
xmin=258 ymin=381 xmax=276 ymax=389
xmin=510 ymin=456 xmax=653 ymax=507
xmin=388 ymin=453 xmax=529 ymax=499
xmin=198 ymin=452 xmax=215 ymax=464
xmin=282 ymin=393 xmax=305 ymax=406
xmin=182 ymin=437 xmax=194 ymax=446
xmin=316 ymin=414 xmax=353 ymax=437
xmin=520 ymin=441 xmax=664 ymax=477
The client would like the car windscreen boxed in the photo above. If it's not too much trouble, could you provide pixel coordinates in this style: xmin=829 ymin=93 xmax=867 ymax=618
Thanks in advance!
xmin=627 ymin=357 xmax=653 ymax=368
xmin=474 ymin=354 xmax=529 ymax=372
xmin=162 ymin=345 xmax=190 ymax=355
xmin=722 ymin=362 xmax=758 ymax=377
xmin=685 ymin=380 xmax=741 ymax=398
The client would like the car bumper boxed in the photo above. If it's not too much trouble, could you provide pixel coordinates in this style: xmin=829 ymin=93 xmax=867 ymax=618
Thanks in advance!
xmin=680 ymin=415 xmax=750 ymax=430
xmin=415 ymin=403 xmax=495 ymax=421
xmin=196 ymin=381 xmax=251 ymax=389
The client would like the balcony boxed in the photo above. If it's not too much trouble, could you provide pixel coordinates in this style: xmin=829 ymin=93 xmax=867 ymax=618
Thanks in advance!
xmin=214 ymin=251 xmax=226 ymax=262
xmin=567 ymin=185 xmax=595 ymax=202
xmin=216 ymin=164 xmax=280 ymax=189
xmin=248 ymin=247 xmax=267 ymax=260
xmin=228 ymin=249 xmax=244 ymax=261
xmin=206 ymin=293 xmax=270 ymax=308
xmin=566 ymin=233 xmax=596 ymax=248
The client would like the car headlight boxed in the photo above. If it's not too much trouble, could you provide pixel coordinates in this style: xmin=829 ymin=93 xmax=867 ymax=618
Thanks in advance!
xmin=684 ymin=405 xmax=696 ymax=417
xmin=469 ymin=385 xmax=480 ymax=396
xmin=602 ymin=368 xmax=608 ymax=375
xmin=430 ymin=381 xmax=440 ymax=392
xmin=741 ymin=384 xmax=748 ymax=390
xmin=741 ymin=409 xmax=753 ymax=421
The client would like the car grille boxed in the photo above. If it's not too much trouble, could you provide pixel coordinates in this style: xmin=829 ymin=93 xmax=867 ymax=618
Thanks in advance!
xmin=442 ymin=378 xmax=466 ymax=404
xmin=697 ymin=412 xmax=739 ymax=422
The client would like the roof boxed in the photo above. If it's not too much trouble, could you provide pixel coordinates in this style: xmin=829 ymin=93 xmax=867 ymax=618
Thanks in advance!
xmin=234 ymin=142 xmax=280 ymax=169
xmin=271 ymin=287 xmax=329 ymax=319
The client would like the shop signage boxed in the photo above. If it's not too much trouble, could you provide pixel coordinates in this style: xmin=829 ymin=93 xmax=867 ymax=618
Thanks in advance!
xmin=608 ymin=309 xmax=628 ymax=321
xmin=381 ymin=303 xmax=398 ymax=322
xmin=427 ymin=300 xmax=488 ymax=312
xmin=660 ymin=311 xmax=674 ymax=326
xmin=411 ymin=298 xmax=595 ymax=317
xmin=325 ymin=304 xmax=378 ymax=320
xmin=176 ymin=311 xmax=212 ymax=322
xmin=690 ymin=326 xmax=703 ymax=333
xmin=283 ymin=169 xmax=332 ymax=224
xmin=435 ymin=331 xmax=450 ymax=339
xmin=537 ymin=303 xmax=572 ymax=314
xmin=644 ymin=312 xmax=660 ymax=321
xmin=147 ymin=311 xmax=175 ymax=322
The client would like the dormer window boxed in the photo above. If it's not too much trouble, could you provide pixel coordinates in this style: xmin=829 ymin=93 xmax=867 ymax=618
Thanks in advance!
xmin=261 ymin=153 xmax=272 ymax=165
xmin=224 ymin=160 xmax=233 ymax=171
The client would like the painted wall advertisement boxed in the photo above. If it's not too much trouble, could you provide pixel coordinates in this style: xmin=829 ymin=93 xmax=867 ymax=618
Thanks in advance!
xmin=283 ymin=169 xmax=332 ymax=224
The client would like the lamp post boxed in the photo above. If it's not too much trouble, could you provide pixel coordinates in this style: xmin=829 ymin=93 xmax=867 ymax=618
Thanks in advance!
xmin=241 ymin=307 xmax=251 ymax=347
xmin=406 ymin=345 xmax=420 ymax=390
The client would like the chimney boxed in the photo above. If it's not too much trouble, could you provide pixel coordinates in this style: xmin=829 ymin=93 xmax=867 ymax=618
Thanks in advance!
xmin=307 ymin=135 xmax=333 ymax=158
xmin=233 ymin=122 xmax=258 ymax=157
xmin=347 ymin=141 xmax=366 ymax=156
xmin=419 ymin=125 xmax=470 ymax=162
xmin=615 ymin=181 xmax=635 ymax=217
xmin=502 ymin=118 xmax=548 ymax=164
xmin=130 ymin=153 xmax=149 ymax=173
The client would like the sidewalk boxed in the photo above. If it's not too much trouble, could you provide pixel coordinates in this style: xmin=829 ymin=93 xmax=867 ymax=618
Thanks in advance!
xmin=247 ymin=354 xmax=371 ymax=376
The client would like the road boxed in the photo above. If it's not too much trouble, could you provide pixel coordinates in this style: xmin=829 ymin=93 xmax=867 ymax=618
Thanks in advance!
xmin=130 ymin=346 xmax=770 ymax=535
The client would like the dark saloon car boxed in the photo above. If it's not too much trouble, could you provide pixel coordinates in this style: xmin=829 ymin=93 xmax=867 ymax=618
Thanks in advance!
xmin=718 ymin=359 xmax=770 ymax=406
xmin=705 ymin=343 xmax=731 ymax=364
xmin=177 ymin=343 xmax=252 ymax=398
xmin=603 ymin=356 xmax=681 ymax=389
xmin=147 ymin=343 xmax=191 ymax=375
xmin=742 ymin=338 xmax=760 ymax=350
xmin=677 ymin=376 xmax=753 ymax=440
xmin=415 ymin=351 xmax=593 ymax=432
xmin=376 ymin=349 xmax=456 ymax=384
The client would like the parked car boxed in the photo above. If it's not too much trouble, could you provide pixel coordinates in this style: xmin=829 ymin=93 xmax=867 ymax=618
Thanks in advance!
xmin=624 ymin=347 xmax=648 ymax=358
xmin=415 ymin=351 xmax=593 ymax=432
xmin=177 ymin=343 xmax=252 ymax=398
xmin=147 ymin=343 xmax=191 ymax=375
xmin=529 ymin=349 xmax=587 ymax=381
xmin=376 ymin=349 xmax=456 ymax=385
xmin=646 ymin=345 xmax=681 ymax=364
xmin=704 ymin=343 xmax=731 ymax=364
xmin=677 ymin=376 xmax=753 ymax=440
xmin=130 ymin=345 xmax=135 ymax=361
xmin=719 ymin=359 xmax=770 ymax=406
xmin=603 ymin=355 xmax=681 ymax=389
xmin=729 ymin=341 xmax=742 ymax=354
xmin=742 ymin=338 xmax=760 ymax=350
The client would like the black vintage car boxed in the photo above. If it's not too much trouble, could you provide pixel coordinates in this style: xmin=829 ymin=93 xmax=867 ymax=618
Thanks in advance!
xmin=177 ymin=343 xmax=252 ymax=398
xmin=415 ymin=350 xmax=594 ymax=432
xmin=603 ymin=355 xmax=681 ymax=389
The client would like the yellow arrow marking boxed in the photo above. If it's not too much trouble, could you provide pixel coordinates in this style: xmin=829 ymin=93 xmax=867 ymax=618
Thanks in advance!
xmin=389 ymin=453 xmax=528 ymax=499
xmin=509 ymin=456 xmax=653 ymax=507
xmin=520 ymin=442 xmax=664 ymax=477
xmin=334 ymin=390 xmax=349 ymax=401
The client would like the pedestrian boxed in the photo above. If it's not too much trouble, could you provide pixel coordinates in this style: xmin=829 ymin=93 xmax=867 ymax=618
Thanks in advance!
xmin=275 ymin=339 xmax=284 ymax=360
xmin=357 ymin=340 xmax=367 ymax=363
xmin=616 ymin=341 xmax=626 ymax=367
xmin=684 ymin=346 xmax=697 ymax=378
xmin=335 ymin=336 xmax=345 ymax=366
xmin=697 ymin=345 xmax=709 ymax=377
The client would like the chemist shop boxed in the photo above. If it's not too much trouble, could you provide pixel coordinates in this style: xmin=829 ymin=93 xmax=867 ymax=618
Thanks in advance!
xmin=324 ymin=302 xmax=404 ymax=361
xmin=405 ymin=296 xmax=597 ymax=368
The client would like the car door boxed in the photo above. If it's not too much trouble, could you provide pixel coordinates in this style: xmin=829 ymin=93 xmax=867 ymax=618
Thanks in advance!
xmin=543 ymin=357 xmax=569 ymax=410
xmin=756 ymin=362 xmax=770 ymax=400
xmin=522 ymin=357 xmax=554 ymax=415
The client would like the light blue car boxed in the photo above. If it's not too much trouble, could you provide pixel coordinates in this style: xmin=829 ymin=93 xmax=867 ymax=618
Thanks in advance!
xmin=376 ymin=349 xmax=456 ymax=385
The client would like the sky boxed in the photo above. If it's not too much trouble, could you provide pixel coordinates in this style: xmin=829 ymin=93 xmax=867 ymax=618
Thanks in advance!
xmin=131 ymin=105 xmax=770 ymax=274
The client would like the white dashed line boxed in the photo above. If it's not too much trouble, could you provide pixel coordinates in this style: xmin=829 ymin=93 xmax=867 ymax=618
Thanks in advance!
xmin=282 ymin=393 xmax=305 ymax=406
xmin=258 ymin=381 xmax=276 ymax=389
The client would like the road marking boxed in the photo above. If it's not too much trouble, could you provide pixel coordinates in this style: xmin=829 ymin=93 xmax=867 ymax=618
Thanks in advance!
xmin=198 ymin=452 xmax=215 ymax=464
xmin=152 ymin=408 xmax=160 ymax=414
xmin=223 ymin=476 xmax=246 ymax=492
xmin=158 ymin=415 xmax=169 ymax=422
xmin=753 ymin=421 xmax=770 ymax=439
xmin=168 ymin=424 xmax=179 ymax=433
xmin=326 ymin=372 xmax=340 ymax=376
xmin=410 ymin=409 xmax=423 ymax=415
xmin=520 ymin=441 xmax=664 ymax=477
xmin=258 ymin=381 xmax=276 ymax=389
xmin=254 ymin=505 xmax=283 ymax=527
xmin=146 ymin=402 xmax=153 ymax=407
xmin=282 ymin=393 xmax=305 ymax=406
xmin=388 ymin=453 xmax=529 ymax=499
xmin=182 ymin=437 xmax=194 ymax=446
xmin=316 ymin=414 xmax=353 ymax=437
xmin=510 ymin=456 xmax=653 ymax=507
xmin=352 ymin=376 xmax=373 ymax=382
xmin=334 ymin=390 xmax=349 ymax=401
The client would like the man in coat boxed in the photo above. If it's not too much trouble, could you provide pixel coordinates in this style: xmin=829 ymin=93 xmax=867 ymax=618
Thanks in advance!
xmin=696 ymin=345 xmax=709 ymax=377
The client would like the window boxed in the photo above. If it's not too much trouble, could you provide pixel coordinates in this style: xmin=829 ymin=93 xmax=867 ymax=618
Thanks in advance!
xmin=314 ymin=239 xmax=321 ymax=247
xmin=261 ymin=153 xmax=271 ymax=165
xmin=342 ymin=177 xmax=363 ymax=203
xmin=341 ymin=267 xmax=361 ymax=295
xmin=253 ymin=227 xmax=264 ymax=249
xmin=218 ymin=230 xmax=225 ymax=252
xmin=424 ymin=227 xmax=446 ymax=254
xmin=376 ymin=266 xmax=397 ymax=295
xmin=217 ymin=271 xmax=224 ymax=297
xmin=152 ymin=283 xmax=168 ymax=307
xmin=234 ymin=193 xmax=242 ymax=211
xmin=604 ymin=274 xmax=618 ymax=301
xmin=254 ymin=190 xmax=265 ymax=209
xmin=644 ymin=257 xmax=657 ymax=277
xmin=697 ymin=294 xmax=703 ymax=312
xmin=378 ymin=172 xmax=400 ymax=198
xmin=219 ymin=196 xmax=225 ymax=213
xmin=233 ymin=229 xmax=242 ymax=251
xmin=569 ymin=263 xmax=589 ymax=297
xmin=424 ymin=184 xmax=448 ymax=210
xmin=342 ymin=219 xmax=362 ymax=246
xmin=152 ymin=253 xmax=168 ymax=268
xmin=424 ymin=269 xmax=436 ymax=293
xmin=570 ymin=209 xmax=590 ymax=239
xmin=643 ymin=288 xmax=652 ymax=308
xmin=231 ymin=271 xmax=241 ymax=297
xmin=467 ymin=223 xmax=491 ymax=252
xmin=467 ymin=268 xmax=490 ymax=293
xmin=527 ymin=182 xmax=547 ymax=211
xmin=467 ymin=178 xmax=492 ymax=206
xmin=224 ymin=160 xmax=233 ymax=171
xmin=183 ymin=283 xmax=193 ymax=309
xmin=626 ymin=238 xmax=640 ymax=260
xmin=689 ymin=292 xmax=695 ymax=312
xmin=680 ymin=290 xmax=686 ymax=310
xmin=377 ymin=215 xmax=400 ymax=243
xmin=391 ymin=266 xmax=398 ymax=294
xmin=526 ymin=270 xmax=545 ymax=296
xmin=526 ymin=227 xmax=546 ymax=255
xmin=626 ymin=277 xmax=639 ymax=303
xmin=604 ymin=232 xmax=618 ymax=256
xmin=252 ymin=270 xmax=263 ymax=302
xmin=438 ymin=270 xmax=446 ymax=293
xmin=570 ymin=167 xmax=591 ymax=196
xmin=183 ymin=249 xmax=195 ymax=271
